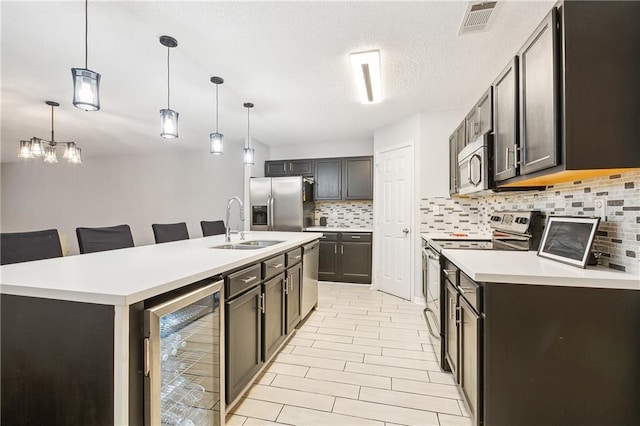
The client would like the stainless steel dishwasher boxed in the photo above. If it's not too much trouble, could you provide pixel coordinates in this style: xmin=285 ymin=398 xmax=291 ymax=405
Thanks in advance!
xmin=301 ymin=241 xmax=319 ymax=319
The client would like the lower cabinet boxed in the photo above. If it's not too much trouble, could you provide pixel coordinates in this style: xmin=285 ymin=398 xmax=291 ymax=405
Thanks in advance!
xmin=262 ymin=273 xmax=286 ymax=362
xmin=318 ymin=232 xmax=372 ymax=284
xmin=285 ymin=263 xmax=302 ymax=333
xmin=444 ymin=281 xmax=459 ymax=380
xmin=225 ymin=285 xmax=262 ymax=405
xmin=459 ymin=295 xmax=481 ymax=424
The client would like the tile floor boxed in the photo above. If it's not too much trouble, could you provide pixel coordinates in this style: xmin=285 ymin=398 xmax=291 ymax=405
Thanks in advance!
xmin=227 ymin=282 xmax=471 ymax=426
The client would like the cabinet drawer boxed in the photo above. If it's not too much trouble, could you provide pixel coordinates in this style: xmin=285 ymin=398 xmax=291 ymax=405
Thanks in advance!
xmin=226 ymin=264 xmax=262 ymax=299
xmin=459 ymin=272 xmax=481 ymax=313
xmin=263 ymin=254 xmax=285 ymax=281
xmin=442 ymin=258 xmax=459 ymax=287
xmin=342 ymin=233 xmax=371 ymax=242
xmin=286 ymin=248 xmax=302 ymax=267
xmin=319 ymin=232 xmax=338 ymax=242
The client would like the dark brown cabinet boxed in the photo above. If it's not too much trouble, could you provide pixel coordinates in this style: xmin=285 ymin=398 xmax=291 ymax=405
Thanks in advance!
xmin=343 ymin=157 xmax=373 ymax=200
xmin=317 ymin=232 xmax=372 ymax=284
xmin=314 ymin=158 xmax=342 ymax=200
xmin=265 ymin=159 xmax=314 ymax=177
xmin=225 ymin=284 xmax=262 ymax=404
xmin=449 ymin=121 xmax=465 ymax=195
xmin=318 ymin=234 xmax=339 ymax=281
xmin=285 ymin=263 xmax=302 ymax=333
xmin=517 ymin=10 xmax=559 ymax=176
xmin=262 ymin=273 xmax=285 ymax=362
xmin=492 ymin=57 xmax=519 ymax=182
xmin=444 ymin=281 xmax=458 ymax=381
xmin=465 ymin=88 xmax=493 ymax=144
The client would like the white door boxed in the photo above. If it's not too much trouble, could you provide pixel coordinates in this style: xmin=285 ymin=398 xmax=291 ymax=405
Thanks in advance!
xmin=376 ymin=144 xmax=413 ymax=300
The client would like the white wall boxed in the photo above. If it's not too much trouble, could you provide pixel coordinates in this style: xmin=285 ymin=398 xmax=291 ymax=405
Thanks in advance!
xmin=269 ymin=140 xmax=373 ymax=160
xmin=1 ymin=141 xmax=269 ymax=254
xmin=419 ymin=109 xmax=466 ymax=198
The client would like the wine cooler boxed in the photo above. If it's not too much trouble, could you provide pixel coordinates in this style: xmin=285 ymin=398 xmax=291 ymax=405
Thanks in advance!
xmin=144 ymin=279 xmax=224 ymax=425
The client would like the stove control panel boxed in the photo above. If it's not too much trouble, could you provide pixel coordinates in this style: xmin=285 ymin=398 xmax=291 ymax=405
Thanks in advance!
xmin=489 ymin=211 xmax=541 ymax=235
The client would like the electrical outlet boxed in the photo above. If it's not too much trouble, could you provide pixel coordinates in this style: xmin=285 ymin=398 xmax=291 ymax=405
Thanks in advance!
xmin=594 ymin=197 xmax=606 ymax=220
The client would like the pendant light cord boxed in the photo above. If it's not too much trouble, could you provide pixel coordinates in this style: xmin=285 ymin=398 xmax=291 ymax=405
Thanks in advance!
xmin=167 ymin=47 xmax=171 ymax=109
xmin=246 ymin=107 xmax=251 ymax=149
xmin=215 ymin=84 xmax=219 ymax=133
xmin=84 ymin=0 xmax=88 ymax=69
xmin=50 ymin=104 xmax=55 ymax=143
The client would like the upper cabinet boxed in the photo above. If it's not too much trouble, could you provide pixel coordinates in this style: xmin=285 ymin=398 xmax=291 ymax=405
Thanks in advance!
xmin=465 ymin=88 xmax=493 ymax=144
xmin=492 ymin=57 xmax=519 ymax=182
xmin=343 ymin=157 xmax=373 ymax=200
xmin=314 ymin=156 xmax=373 ymax=201
xmin=265 ymin=159 xmax=314 ymax=177
xmin=314 ymin=158 xmax=342 ymax=200
xmin=449 ymin=121 xmax=465 ymax=195
xmin=517 ymin=10 xmax=559 ymax=176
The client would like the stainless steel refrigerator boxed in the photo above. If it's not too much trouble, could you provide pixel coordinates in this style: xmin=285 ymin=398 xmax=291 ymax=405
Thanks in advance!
xmin=250 ymin=176 xmax=314 ymax=231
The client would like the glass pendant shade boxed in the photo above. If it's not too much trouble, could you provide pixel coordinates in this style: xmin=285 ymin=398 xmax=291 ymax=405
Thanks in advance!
xmin=30 ymin=138 xmax=44 ymax=157
xmin=71 ymin=68 xmax=101 ymax=111
xmin=243 ymin=147 xmax=255 ymax=165
xmin=210 ymin=132 xmax=224 ymax=155
xmin=69 ymin=147 xmax=82 ymax=164
xmin=63 ymin=142 xmax=76 ymax=159
xmin=160 ymin=109 xmax=179 ymax=138
xmin=43 ymin=146 xmax=58 ymax=163
xmin=18 ymin=140 xmax=33 ymax=158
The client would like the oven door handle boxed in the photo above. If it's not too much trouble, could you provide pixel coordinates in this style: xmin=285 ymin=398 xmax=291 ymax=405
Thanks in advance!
xmin=423 ymin=308 xmax=441 ymax=340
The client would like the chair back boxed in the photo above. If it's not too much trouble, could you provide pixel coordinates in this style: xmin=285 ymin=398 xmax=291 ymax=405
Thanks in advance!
xmin=76 ymin=224 xmax=134 ymax=254
xmin=200 ymin=220 xmax=226 ymax=237
xmin=1 ymin=229 xmax=63 ymax=265
xmin=152 ymin=222 xmax=189 ymax=244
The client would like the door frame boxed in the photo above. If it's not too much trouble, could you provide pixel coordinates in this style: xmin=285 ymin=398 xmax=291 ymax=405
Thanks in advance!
xmin=372 ymin=141 xmax=416 ymax=301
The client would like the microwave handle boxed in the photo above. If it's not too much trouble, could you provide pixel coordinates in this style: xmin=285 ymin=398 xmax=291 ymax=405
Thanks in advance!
xmin=469 ymin=154 xmax=482 ymax=185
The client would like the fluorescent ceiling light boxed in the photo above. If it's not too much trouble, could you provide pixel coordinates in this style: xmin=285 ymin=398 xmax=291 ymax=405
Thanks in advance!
xmin=350 ymin=50 xmax=382 ymax=104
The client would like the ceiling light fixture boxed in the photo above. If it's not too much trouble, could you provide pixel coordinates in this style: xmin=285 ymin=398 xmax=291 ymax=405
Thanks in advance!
xmin=71 ymin=0 xmax=101 ymax=111
xmin=209 ymin=76 xmax=224 ymax=155
xmin=349 ymin=50 xmax=382 ymax=104
xmin=159 ymin=35 xmax=179 ymax=139
xmin=243 ymin=102 xmax=255 ymax=165
xmin=17 ymin=101 xmax=82 ymax=164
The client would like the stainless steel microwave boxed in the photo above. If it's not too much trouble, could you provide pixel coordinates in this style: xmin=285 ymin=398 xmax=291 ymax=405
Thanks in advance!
xmin=458 ymin=134 xmax=493 ymax=196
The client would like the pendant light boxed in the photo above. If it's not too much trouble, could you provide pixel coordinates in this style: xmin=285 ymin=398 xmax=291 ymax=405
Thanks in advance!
xmin=159 ymin=35 xmax=179 ymax=139
xmin=71 ymin=0 xmax=101 ymax=111
xmin=243 ymin=102 xmax=255 ymax=165
xmin=209 ymin=76 xmax=224 ymax=155
xmin=17 ymin=101 xmax=82 ymax=164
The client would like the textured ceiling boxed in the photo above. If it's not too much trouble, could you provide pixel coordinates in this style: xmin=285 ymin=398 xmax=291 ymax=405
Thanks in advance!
xmin=0 ymin=1 xmax=554 ymax=162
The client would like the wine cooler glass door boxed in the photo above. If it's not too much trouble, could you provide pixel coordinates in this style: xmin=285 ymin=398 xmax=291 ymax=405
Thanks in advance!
xmin=145 ymin=279 xmax=224 ymax=426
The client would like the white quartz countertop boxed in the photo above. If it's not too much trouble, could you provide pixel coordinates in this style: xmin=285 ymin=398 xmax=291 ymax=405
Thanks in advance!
xmin=0 ymin=232 xmax=322 ymax=306
xmin=306 ymin=227 xmax=373 ymax=233
xmin=442 ymin=249 xmax=640 ymax=291
xmin=421 ymin=232 xmax=492 ymax=241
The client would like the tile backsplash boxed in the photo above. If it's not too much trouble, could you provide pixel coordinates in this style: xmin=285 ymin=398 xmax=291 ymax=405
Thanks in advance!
xmin=421 ymin=171 xmax=640 ymax=274
xmin=314 ymin=201 xmax=373 ymax=228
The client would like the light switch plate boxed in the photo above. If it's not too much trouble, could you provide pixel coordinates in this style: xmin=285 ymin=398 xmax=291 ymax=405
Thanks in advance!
xmin=594 ymin=197 xmax=606 ymax=220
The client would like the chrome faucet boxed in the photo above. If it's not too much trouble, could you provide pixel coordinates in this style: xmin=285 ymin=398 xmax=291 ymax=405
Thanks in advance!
xmin=225 ymin=196 xmax=245 ymax=242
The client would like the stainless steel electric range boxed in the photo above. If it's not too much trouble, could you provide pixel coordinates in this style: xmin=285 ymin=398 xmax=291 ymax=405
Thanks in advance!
xmin=423 ymin=211 xmax=542 ymax=367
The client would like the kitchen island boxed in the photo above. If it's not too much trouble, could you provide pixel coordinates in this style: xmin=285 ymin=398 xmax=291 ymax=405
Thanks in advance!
xmin=0 ymin=231 xmax=321 ymax=426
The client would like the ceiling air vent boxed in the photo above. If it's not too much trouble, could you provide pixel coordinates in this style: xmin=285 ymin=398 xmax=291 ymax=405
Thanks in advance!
xmin=458 ymin=1 xmax=498 ymax=35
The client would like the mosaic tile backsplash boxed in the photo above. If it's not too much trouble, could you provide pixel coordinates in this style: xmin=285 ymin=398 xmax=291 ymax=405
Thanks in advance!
xmin=314 ymin=201 xmax=373 ymax=228
xmin=421 ymin=171 xmax=640 ymax=275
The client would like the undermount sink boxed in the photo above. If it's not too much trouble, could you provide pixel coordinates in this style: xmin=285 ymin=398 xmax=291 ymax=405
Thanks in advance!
xmin=210 ymin=240 xmax=285 ymax=250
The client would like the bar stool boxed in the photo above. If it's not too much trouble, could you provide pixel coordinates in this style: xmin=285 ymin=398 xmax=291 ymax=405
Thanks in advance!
xmin=152 ymin=222 xmax=189 ymax=244
xmin=0 ymin=229 xmax=63 ymax=265
xmin=76 ymin=224 xmax=134 ymax=254
xmin=200 ymin=220 xmax=226 ymax=237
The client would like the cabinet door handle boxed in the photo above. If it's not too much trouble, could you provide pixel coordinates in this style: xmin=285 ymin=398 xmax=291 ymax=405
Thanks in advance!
xmin=444 ymin=269 xmax=456 ymax=276
xmin=351 ymin=236 xmax=361 ymax=239
xmin=449 ymin=298 xmax=454 ymax=320
xmin=241 ymin=276 xmax=257 ymax=284
xmin=269 ymin=263 xmax=283 ymax=269
xmin=341 ymin=245 xmax=344 ymax=255
xmin=334 ymin=245 xmax=337 ymax=254
xmin=143 ymin=338 xmax=150 ymax=377
xmin=505 ymin=146 xmax=511 ymax=170
xmin=283 ymin=278 xmax=288 ymax=294
xmin=294 ymin=255 xmax=301 ymax=259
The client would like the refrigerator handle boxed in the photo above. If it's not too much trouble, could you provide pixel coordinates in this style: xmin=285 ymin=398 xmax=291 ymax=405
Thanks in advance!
xmin=268 ymin=195 xmax=275 ymax=231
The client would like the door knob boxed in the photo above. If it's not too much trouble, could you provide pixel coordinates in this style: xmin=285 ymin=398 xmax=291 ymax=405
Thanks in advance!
xmin=402 ymin=228 xmax=410 ymax=234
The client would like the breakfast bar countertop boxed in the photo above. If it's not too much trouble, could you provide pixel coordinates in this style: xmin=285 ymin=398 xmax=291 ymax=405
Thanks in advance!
xmin=0 ymin=231 xmax=322 ymax=306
